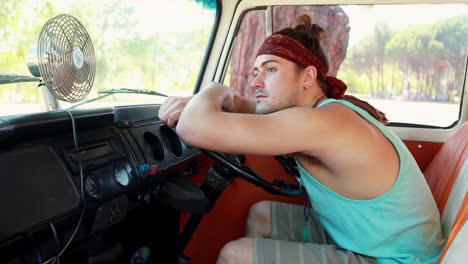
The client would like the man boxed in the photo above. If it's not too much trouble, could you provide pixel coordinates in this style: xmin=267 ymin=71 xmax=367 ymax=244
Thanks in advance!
xmin=159 ymin=15 xmax=443 ymax=264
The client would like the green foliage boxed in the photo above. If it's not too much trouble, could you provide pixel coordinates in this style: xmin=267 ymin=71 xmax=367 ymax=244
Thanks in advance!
xmin=0 ymin=0 xmax=57 ymax=103
xmin=434 ymin=16 xmax=468 ymax=58
xmin=337 ymin=69 xmax=369 ymax=94
xmin=193 ymin=0 xmax=217 ymax=10
xmin=434 ymin=16 xmax=468 ymax=92
xmin=342 ymin=15 xmax=467 ymax=102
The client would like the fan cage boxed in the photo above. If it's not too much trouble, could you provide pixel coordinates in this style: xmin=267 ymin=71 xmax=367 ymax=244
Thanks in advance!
xmin=37 ymin=14 xmax=95 ymax=103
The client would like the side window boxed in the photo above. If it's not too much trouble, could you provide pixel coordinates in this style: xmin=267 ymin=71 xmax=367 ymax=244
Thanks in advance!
xmin=226 ymin=4 xmax=467 ymax=127
xmin=224 ymin=10 xmax=265 ymax=97
xmin=337 ymin=4 xmax=467 ymax=127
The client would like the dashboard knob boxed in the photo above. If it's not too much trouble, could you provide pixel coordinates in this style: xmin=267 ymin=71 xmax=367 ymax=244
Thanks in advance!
xmin=85 ymin=174 xmax=103 ymax=200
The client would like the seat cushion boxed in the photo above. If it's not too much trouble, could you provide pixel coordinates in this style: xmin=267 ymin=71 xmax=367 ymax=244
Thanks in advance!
xmin=439 ymin=192 xmax=468 ymax=263
xmin=440 ymin=159 xmax=468 ymax=237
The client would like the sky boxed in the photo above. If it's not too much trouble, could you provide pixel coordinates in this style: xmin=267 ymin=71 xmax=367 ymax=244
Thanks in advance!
xmin=50 ymin=0 xmax=215 ymax=34
xmin=127 ymin=0 xmax=215 ymax=34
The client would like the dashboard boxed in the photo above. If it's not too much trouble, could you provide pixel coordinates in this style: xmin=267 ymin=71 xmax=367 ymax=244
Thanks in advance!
xmin=0 ymin=104 xmax=205 ymax=261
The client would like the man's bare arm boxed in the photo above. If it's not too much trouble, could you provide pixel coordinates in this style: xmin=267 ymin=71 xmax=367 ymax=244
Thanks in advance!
xmin=176 ymin=83 xmax=346 ymax=156
xmin=158 ymin=85 xmax=255 ymax=127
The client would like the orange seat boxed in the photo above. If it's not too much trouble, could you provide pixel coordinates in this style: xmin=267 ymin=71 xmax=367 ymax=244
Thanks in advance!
xmin=423 ymin=122 xmax=468 ymax=263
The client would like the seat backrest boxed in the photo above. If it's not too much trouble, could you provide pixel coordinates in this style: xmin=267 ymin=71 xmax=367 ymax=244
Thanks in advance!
xmin=423 ymin=122 xmax=468 ymax=263
xmin=438 ymin=193 xmax=467 ymax=263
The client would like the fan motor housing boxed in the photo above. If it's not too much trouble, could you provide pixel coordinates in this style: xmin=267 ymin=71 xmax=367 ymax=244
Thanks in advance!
xmin=73 ymin=48 xmax=84 ymax=70
xmin=26 ymin=45 xmax=41 ymax=77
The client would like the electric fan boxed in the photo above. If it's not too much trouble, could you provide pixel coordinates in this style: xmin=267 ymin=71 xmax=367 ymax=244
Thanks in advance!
xmin=31 ymin=14 xmax=96 ymax=102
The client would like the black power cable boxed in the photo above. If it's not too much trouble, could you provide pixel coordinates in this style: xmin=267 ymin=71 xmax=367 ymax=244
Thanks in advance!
xmin=48 ymin=223 xmax=60 ymax=264
xmin=44 ymin=110 xmax=86 ymax=264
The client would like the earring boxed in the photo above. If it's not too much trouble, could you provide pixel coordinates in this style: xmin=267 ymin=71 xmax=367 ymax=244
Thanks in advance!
xmin=304 ymin=83 xmax=309 ymax=89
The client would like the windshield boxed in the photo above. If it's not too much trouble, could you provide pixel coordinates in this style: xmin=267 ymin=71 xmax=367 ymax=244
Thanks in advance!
xmin=0 ymin=0 xmax=218 ymax=116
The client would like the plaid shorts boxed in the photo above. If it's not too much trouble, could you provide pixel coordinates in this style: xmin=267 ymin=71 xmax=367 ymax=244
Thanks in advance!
xmin=252 ymin=201 xmax=377 ymax=264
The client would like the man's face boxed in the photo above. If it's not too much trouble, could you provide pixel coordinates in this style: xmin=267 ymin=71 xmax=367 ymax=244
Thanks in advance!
xmin=251 ymin=55 xmax=303 ymax=114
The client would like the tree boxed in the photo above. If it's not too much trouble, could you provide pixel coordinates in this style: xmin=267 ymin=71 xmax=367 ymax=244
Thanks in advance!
xmin=348 ymin=37 xmax=378 ymax=96
xmin=373 ymin=23 xmax=393 ymax=97
xmin=331 ymin=23 xmax=393 ymax=98
xmin=387 ymin=25 xmax=446 ymax=100
xmin=67 ymin=0 xmax=137 ymax=90
xmin=0 ymin=0 xmax=56 ymax=102
xmin=434 ymin=16 xmax=468 ymax=96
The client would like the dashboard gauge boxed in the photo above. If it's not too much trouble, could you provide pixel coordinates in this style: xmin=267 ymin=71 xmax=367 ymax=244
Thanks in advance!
xmin=85 ymin=174 xmax=103 ymax=200
xmin=113 ymin=164 xmax=130 ymax=187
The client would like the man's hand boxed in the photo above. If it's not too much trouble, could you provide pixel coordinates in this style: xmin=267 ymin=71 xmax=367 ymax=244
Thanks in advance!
xmin=158 ymin=96 xmax=192 ymax=127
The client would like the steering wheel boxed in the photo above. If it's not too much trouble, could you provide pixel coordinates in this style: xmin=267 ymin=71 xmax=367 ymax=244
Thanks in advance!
xmin=203 ymin=150 xmax=304 ymax=197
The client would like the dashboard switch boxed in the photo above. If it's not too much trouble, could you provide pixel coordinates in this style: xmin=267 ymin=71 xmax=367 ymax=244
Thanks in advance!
xmin=116 ymin=120 xmax=132 ymax=128
xmin=138 ymin=164 xmax=150 ymax=177
xmin=148 ymin=165 xmax=158 ymax=176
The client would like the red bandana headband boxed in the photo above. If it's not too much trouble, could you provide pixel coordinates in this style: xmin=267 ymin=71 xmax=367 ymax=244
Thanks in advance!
xmin=256 ymin=34 xmax=347 ymax=99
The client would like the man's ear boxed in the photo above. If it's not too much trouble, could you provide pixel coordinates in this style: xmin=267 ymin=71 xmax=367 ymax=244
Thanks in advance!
xmin=303 ymin=65 xmax=318 ymax=86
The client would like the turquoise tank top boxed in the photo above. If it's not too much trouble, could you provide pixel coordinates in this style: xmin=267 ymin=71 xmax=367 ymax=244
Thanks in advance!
xmin=297 ymin=98 xmax=444 ymax=264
